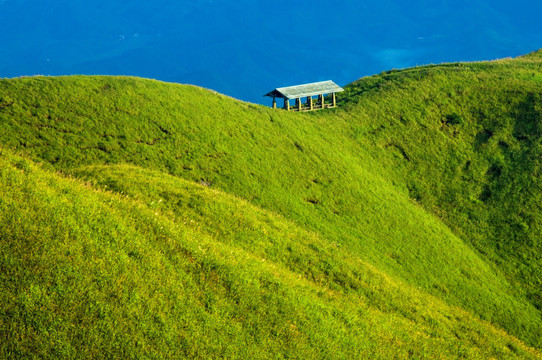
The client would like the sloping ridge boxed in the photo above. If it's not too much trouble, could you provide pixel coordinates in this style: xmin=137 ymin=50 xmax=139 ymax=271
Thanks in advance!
xmin=0 ymin=50 xmax=542 ymax=358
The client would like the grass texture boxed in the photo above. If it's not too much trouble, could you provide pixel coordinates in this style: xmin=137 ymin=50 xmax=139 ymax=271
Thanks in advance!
xmin=1 ymin=49 xmax=542 ymax=358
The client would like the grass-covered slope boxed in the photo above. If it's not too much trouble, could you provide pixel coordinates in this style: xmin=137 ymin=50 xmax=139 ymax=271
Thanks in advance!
xmin=339 ymin=49 xmax=542 ymax=327
xmin=1 ymin=151 xmax=539 ymax=359
xmin=0 ymin=49 xmax=541 ymax=357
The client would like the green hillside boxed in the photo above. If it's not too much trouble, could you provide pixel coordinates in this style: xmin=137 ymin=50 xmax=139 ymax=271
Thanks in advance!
xmin=1 ymin=50 xmax=541 ymax=358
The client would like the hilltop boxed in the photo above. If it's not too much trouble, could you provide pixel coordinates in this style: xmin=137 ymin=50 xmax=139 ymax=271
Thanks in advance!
xmin=1 ymin=50 xmax=541 ymax=358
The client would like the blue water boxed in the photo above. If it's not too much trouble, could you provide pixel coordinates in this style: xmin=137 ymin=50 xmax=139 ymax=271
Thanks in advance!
xmin=0 ymin=0 xmax=540 ymax=104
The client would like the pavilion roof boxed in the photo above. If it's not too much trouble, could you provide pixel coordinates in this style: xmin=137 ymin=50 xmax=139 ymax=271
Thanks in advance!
xmin=264 ymin=80 xmax=344 ymax=100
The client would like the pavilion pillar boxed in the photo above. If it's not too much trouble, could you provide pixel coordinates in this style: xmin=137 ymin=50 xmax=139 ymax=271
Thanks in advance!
xmin=332 ymin=92 xmax=336 ymax=107
xmin=284 ymin=98 xmax=290 ymax=111
xmin=307 ymin=96 xmax=313 ymax=111
xmin=296 ymin=98 xmax=301 ymax=111
xmin=272 ymin=97 xmax=277 ymax=109
xmin=319 ymin=94 xmax=324 ymax=109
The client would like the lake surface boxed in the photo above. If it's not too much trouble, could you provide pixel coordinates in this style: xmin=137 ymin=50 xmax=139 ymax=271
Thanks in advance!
xmin=1 ymin=0 xmax=540 ymax=104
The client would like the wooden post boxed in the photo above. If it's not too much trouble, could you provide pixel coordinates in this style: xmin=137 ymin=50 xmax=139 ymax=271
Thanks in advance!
xmin=296 ymin=98 xmax=301 ymax=111
xmin=307 ymin=96 xmax=313 ymax=111
xmin=319 ymin=94 xmax=324 ymax=109
xmin=272 ymin=96 xmax=277 ymax=109
xmin=332 ymin=92 xmax=336 ymax=107
xmin=284 ymin=98 xmax=290 ymax=111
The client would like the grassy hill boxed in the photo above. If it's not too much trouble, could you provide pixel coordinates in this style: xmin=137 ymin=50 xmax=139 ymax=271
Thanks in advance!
xmin=1 ymin=49 xmax=541 ymax=358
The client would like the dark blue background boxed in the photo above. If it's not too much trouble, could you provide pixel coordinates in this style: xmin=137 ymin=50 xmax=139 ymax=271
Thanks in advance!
xmin=1 ymin=0 xmax=541 ymax=104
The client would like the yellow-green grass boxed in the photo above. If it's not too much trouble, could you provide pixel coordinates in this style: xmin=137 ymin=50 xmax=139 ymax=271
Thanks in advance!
xmin=1 ymin=49 xmax=542 ymax=357
xmin=1 ymin=151 xmax=540 ymax=359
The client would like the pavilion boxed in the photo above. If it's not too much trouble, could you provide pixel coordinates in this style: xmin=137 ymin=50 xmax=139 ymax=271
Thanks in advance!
xmin=264 ymin=80 xmax=344 ymax=111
